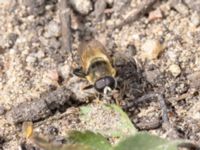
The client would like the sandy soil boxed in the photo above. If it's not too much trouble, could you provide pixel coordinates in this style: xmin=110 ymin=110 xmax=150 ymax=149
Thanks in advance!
xmin=0 ymin=0 xmax=200 ymax=149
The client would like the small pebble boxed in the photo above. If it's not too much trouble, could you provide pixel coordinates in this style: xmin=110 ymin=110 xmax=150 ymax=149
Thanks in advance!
xmin=190 ymin=12 xmax=200 ymax=27
xmin=71 ymin=12 xmax=82 ymax=30
xmin=59 ymin=64 xmax=71 ymax=80
xmin=145 ymin=69 xmax=160 ymax=83
xmin=106 ymin=0 xmax=113 ymax=6
xmin=166 ymin=50 xmax=177 ymax=62
xmin=175 ymin=83 xmax=188 ymax=94
xmin=39 ymin=36 xmax=48 ymax=46
xmin=26 ymin=54 xmax=37 ymax=64
xmin=47 ymin=69 xmax=59 ymax=82
xmin=148 ymin=9 xmax=163 ymax=21
xmin=6 ymin=33 xmax=18 ymax=48
xmin=69 ymin=0 xmax=93 ymax=15
xmin=36 ymin=50 xmax=45 ymax=59
xmin=141 ymin=39 xmax=163 ymax=60
xmin=49 ymin=38 xmax=61 ymax=49
xmin=168 ymin=64 xmax=181 ymax=77
xmin=44 ymin=21 xmax=60 ymax=38
xmin=125 ymin=44 xmax=137 ymax=56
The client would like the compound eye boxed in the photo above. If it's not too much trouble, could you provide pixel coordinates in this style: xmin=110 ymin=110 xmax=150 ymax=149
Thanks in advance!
xmin=94 ymin=76 xmax=115 ymax=93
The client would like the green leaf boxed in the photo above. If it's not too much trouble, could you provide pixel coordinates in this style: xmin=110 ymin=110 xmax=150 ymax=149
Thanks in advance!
xmin=107 ymin=104 xmax=137 ymax=136
xmin=68 ymin=130 xmax=113 ymax=150
xmin=32 ymin=135 xmax=93 ymax=150
xmin=114 ymin=132 xmax=181 ymax=150
xmin=80 ymin=104 xmax=137 ymax=139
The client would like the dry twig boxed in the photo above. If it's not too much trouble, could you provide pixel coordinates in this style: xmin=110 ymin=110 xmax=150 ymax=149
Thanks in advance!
xmin=114 ymin=0 xmax=157 ymax=29
xmin=6 ymin=86 xmax=79 ymax=124
xmin=59 ymin=0 xmax=72 ymax=54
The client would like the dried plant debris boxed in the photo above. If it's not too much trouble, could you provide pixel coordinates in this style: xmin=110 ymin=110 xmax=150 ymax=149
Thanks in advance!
xmin=6 ymin=86 xmax=80 ymax=124
xmin=59 ymin=0 xmax=72 ymax=54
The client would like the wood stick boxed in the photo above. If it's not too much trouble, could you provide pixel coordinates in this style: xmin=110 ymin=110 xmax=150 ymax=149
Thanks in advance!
xmin=59 ymin=0 xmax=72 ymax=53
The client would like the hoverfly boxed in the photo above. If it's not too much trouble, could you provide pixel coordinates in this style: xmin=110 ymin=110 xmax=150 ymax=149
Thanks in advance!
xmin=73 ymin=40 xmax=117 ymax=93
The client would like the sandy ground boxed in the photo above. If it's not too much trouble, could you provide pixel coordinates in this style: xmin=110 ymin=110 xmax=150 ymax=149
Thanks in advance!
xmin=0 ymin=0 xmax=200 ymax=149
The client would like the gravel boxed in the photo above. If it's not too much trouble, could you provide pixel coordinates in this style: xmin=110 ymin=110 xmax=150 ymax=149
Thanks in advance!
xmin=141 ymin=39 xmax=163 ymax=60
xmin=69 ymin=0 xmax=93 ymax=15
xmin=190 ymin=12 xmax=200 ymax=27
xmin=168 ymin=64 xmax=181 ymax=77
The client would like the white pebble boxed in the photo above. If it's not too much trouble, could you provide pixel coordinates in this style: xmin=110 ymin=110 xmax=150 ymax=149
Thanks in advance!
xmin=44 ymin=21 xmax=60 ymax=38
xmin=59 ymin=64 xmax=71 ymax=80
xmin=69 ymin=0 xmax=92 ymax=15
xmin=26 ymin=55 xmax=37 ymax=64
xmin=190 ymin=12 xmax=200 ymax=27
xmin=168 ymin=64 xmax=181 ymax=77
xmin=141 ymin=39 xmax=163 ymax=60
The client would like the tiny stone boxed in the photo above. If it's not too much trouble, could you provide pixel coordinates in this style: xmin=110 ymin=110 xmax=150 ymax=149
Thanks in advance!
xmin=141 ymin=39 xmax=163 ymax=60
xmin=145 ymin=69 xmax=160 ymax=83
xmin=59 ymin=64 xmax=71 ymax=80
xmin=175 ymin=83 xmax=188 ymax=94
xmin=47 ymin=69 xmax=59 ymax=82
xmin=49 ymin=38 xmax=61 ymax=49
xmin=44 ymin=21 xmax=60 ymax=38
xmin=39 ymin=37 xmax=48 ymax=46
xmin=6 ymin=33 xmax=18 ymax=48
xmin=148 ymin=9 xmax=163 ymax=21
xmin=36 ymin=50 xmax=45 ymax=59
xmin=71 ymin=12 xmax=82 ymax=30
xmin=166 ymin=50 xmax=177 ymax=62
xmin=106 ymin=0 xmax=113 ymax=6
xmin=168 ymin=64 xmax=181 ymax=77
xmin=69 ymin=0 xmax=93 ymax=15
xmin=106 ymin=20 xmax=115 ymax=27
xmin=26 ymin=54 xmax=37 ymax=64
xmin=9 ymin=48 xmax=18 ymax=55
xmin=190 ymin=12 xmax=200 ymax=27
xmin=125 ymin=44 xmax=137 ymax=56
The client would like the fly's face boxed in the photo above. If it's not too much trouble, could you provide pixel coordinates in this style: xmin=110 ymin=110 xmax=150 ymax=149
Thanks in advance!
xmin=73 ymin=40 xmax=116 ymax=93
